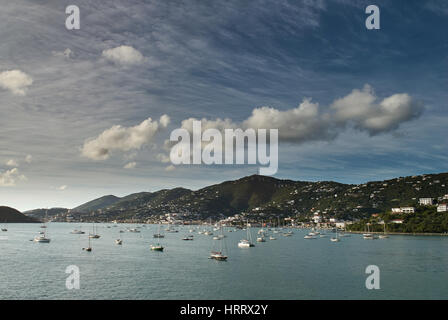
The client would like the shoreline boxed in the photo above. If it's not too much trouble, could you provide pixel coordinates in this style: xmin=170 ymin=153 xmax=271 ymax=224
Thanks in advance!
xmin=346 ymin=230 xmax=448 ymax=237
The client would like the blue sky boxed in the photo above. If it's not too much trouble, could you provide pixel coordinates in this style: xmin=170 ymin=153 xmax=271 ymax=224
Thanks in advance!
xmin=0 ymin=0 xmax=447 ymax=211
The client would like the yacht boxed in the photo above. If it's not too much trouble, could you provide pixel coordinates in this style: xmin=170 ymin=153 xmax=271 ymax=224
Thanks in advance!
xmin=150 ymin=244 xmax=164 ymax=251
xmin=89 ymin=222 xmax=100 ymax=238
xmin=209 ymin=226 xmax=228 ymax=261
xmin=238 ymin=239 xmax=255 ymax=248
xmin=269 ymin=235 xmax=276 ymax=240
xmin=34 ymin=234 xmax=51 ymax=243
xmin=151 ymin=224 xmax=164 ymax=251
xmin=363 ymin=223 xmax=376 ymax=239
xmin=209 ymin=251 xmax=227 ymax=261
xmin=379 ymin=223 xmax=389 ymax=239
xmin=256 ymin=236 xmax=266 ymax=242
xmin=330 ymin=229 xmax=340 ymax=242
xmin=238 ymin=221 xmax=255 ymax=248
xmin=83 ymin=237 xmax=92 ymax=251
xmin=71 ymin=229 xmax=85 ymax=234
xmin=182 ymin=235 xmax=194 ymax=241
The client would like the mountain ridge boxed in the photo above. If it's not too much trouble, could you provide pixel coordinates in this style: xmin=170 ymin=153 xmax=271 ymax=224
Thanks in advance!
xmin=40 ymin=172 xmax=448 ymax=222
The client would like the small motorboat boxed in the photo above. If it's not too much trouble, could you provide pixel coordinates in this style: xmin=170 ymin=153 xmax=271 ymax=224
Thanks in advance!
xmin=150 ymin=244 xmax=164 ymax=251
xmin=209 ymin=251 xmax=227 ymax=261
xmin=34 ymin=235 xmax=51 ymax=243
xmin=115 ymin=239 xmax=123 ymax=245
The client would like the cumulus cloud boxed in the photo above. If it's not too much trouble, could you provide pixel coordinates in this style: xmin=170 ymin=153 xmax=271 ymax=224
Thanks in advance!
xmin=243 ymin=99 xmax=334 ymax=143
xmin=82 ymin=115 xmax=170 ymax=160
xmin=25 ymin=155 xmax=33 ymax=163
xmin=124 ymin=161 xmax=137 ymax=169
xmin=102 ymin=45 xmax=145 ymax=66
xmin=59 ymin=185 xmax=68 ymax=191
xmin=6 ymin=159 xmax=19 ymax=167
xmin=0 ymin=168 xmax=26 ymax=187
xmin=331 ymin=85 xmax=423 ymax=135
xmin=170 ymin=85 xmax=423 ymax=146
xmin=0 ymin=70 xmax=33 ymax=96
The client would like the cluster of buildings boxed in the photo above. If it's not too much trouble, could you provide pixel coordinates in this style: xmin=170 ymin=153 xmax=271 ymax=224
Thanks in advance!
xmin=391 ymin=196 xmax=448 ymax=215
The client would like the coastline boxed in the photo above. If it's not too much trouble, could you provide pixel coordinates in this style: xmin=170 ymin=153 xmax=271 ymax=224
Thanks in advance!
xmin=346 ymin=230 xmax=448 ymax=237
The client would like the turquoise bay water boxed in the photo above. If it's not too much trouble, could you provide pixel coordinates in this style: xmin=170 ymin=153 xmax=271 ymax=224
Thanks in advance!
xmin=1 ymin=223 xmax=447 ymax=300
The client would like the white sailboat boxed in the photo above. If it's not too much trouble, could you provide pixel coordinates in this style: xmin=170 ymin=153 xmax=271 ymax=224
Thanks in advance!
xmin=238 ymin=221 xmax=255 ymax=248
xmin=89 ymin=222 xmax=100 ymax=239
xmin=379 ymin=223 xmax=389 ymax=239
xmin=330 ymin=229 xmax=340 ymax=242
xmin=34 ymin=210 xmax=50 ymax=243
xmin=151 ymin=223 xmax=164 ymax=251
xmin=209 ymin=226 xmax=228 ymax=261
xmin=83 ymin=235 xmax=92 ymax=251
xmin=153 ymin=222 xmax=165 ymax=238
xmin=363 ymin=223 xmax=376 ymax=239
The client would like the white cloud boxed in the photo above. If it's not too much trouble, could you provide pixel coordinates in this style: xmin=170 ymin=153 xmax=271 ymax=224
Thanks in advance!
xmin=174 ymin=85 xmax=423 ymax=145
xmin=6 ymin=159 xmax=19 ymax=167
xmin=59 ymin=185 xmax=68 ymax=191
xmin=124 ymin=161 xmax=137 ymax=169
xmin=81 ymin=115 xmax=170 ymax=160
xmin=25 ymin=155 xmax=33 ymax=163
xmin=102 ymin=46 xmax=145 ymax=66
xmin=243 ymin=98 xmax=333 ymax=143
xmin=0 ymin=70 xmax=33 ymax=96
xmin=331 ymin=84 xmax=423 ymax=135
xmin=0 ymin=168 xmax=26 ymax=187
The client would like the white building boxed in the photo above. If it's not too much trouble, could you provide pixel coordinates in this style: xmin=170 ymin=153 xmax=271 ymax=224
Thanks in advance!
xmin=313 ymin=215 xmax=322 ymax=223
xmin=335 ymin=221 xmax=346 ymax=229
xmin=401 ymin=207 xmax=415 ymax=214
xmin=437 ymin=204 xmax=448 ymax=213
xmin=443 ymin=194 xmax=448 ymax=200
xmin=391 ymin=207 xmax=415 ymax=214
xmin=419 ymin=198 xmax=434 ymax=206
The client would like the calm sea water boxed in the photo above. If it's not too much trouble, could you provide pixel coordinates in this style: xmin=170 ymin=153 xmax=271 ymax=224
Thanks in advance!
xmin=0 ymin=223 xmax=447 ymax=300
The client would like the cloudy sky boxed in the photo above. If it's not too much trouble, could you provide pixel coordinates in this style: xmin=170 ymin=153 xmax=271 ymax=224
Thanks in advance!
xmin=0 ymin=0 xmax=447 ymax=211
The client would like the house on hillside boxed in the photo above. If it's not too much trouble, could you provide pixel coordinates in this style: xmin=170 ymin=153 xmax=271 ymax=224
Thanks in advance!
xmin=419 ymin=198 xmax=434 ymax=206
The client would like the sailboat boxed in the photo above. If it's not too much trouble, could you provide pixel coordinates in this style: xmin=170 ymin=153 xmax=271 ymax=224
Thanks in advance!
xmin=151 ymin=224 xmax=164 ymax=251
xmin=153 ymin=222 xmax=165 ymax=238
xmin=379 ymin=223 xmax=389 ymax=239
xmin=89 ymin=221 xmax=100 ymax=239
xmin=209 ymin=226 xmax=228 ymax=261
xmin=83 ymin=235 xmax=92 ymax=251
xmin=363 ymin=223 xmax=376 ymax=239
xmin=71 ymin=226 xmax=85 ymax=234
xmin=330 ymin=228 xmax=340 ymax=242
xmin=115 ymin=229 xmax=123 ymax=245
xmin=34 ymin=210 xmax=50 ymax=242
xmin=1 ymin=220 xmax=7 ymax=232
xmin=238 ymin=221 xmax=255 ymax=248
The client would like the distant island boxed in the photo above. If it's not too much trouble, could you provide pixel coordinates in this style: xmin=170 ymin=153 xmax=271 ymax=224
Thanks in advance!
xmin=0 ymin=206 xmax=39 ymax=223
xmin=19 ymin=172 xmax=448 ymax=234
